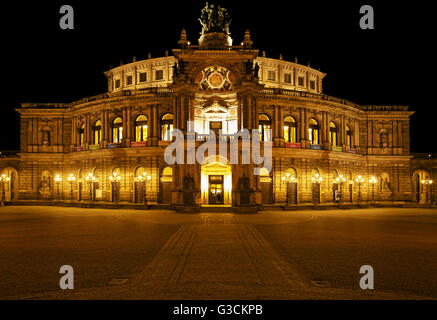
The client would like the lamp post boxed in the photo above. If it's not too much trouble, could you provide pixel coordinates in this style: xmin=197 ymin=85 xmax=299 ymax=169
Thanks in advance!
xmin=85 ymin=173 xmax=95 ymax=201
xmin=369 ymin=176 xmax=377 ymax=203
xmin=421 ymin=179 xmax=433 ymax=204
xmin=0 ymin=174 xmax=10 ymax=206
xmin=335 ymin=174 xmax=346 ymax=204
xmin=355 ymin=175 xmax=364 ymax=203
xmin=67 ymin=174 xmax=76 ymax=203
xmin=54 ymin=174 xmax=62 ymax=201
xmin=109 ymin=172 xmax=121 ymax=204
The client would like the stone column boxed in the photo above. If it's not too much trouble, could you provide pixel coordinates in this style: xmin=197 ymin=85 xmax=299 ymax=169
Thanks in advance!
xmin=273 ymin=105 xmax=280 ymax=147
xmin=122 ymin=107 xmax=128 ymax=146
xmin=279 ymin=108 xmax=284 ymax=147
xmin=85 ymin=113 xmax=90 ymax=150
xmin=151 ymin=104 xmax=158 ymax=146
xmin=323 ymin=111 xmax=330 ymax=150
xmin=126 ymin=106 xmax=132 ymax=146
xmin=104 ymin=110 xmax=110 ymax=147
xmin=340 ymin=115 xmax=345 ymax=148
xmin=72 ymin=117 xmax=76 ymax=146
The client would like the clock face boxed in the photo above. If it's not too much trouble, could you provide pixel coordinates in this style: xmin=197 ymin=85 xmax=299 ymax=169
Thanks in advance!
xmin=198 ymin=66 xmax=233 ymax=91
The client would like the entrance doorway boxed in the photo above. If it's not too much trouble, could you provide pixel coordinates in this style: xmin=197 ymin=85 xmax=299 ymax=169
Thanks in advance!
xmin=287 ymin=182 xmax=298 ymax=204
xmin=209 ymin=175 xmax=224 ymax=205
xmin=312 ymin=183 xmax=321 ymax=204
xmin=201 ymin=157 xmax=232 ymax=205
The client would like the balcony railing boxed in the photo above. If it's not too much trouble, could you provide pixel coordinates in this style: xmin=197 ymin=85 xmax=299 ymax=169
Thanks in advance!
xmin=259 ymin=88 xmax=409 ymax=111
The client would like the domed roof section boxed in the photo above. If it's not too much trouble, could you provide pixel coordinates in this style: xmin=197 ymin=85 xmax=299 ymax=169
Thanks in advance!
xmin=198 ymin=2 xmax=233 ymax=47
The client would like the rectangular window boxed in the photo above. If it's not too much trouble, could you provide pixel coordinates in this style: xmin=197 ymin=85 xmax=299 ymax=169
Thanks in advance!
xmin=139 ymin=72 xmax=147 ymax=82
xmin=298 ymin=77 xmax=304 ymax=87
xmin=136 ymin=125 xmax=148 ymax=142
xmin=126 ymin=75 xmax=133 ymax=85
xmin=284 ymin=126 xmax=290 ymax=142
xmin=155 ymin=70 xmax=164 ymax=80
xmin=284 ymin=73 xmax=291 ymax=83
xmin=310 ymin=80 xmax=316 ymax=90
xmin=267 ymin=71 xmax=276 ymax=81
xmin=162 ymin=124 xmax=174 ymax=141
xmin=115 ymin=79 xmax=120 ymax=88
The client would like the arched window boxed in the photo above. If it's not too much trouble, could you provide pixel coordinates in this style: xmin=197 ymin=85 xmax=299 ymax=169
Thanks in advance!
xmin=284 ymin=116 xmax=297 ymax=143
xmin=161 ymin=113 xmax=174 ymax=141
xmin=79 ymin=123 xmax=85 ymax=146
xmin=308 ymin=119 xmax=320 ymax=145
xmin=93 ymin=120 xmax=102 ymax=144
xmin=346 ymin=125 xmax=352 ymax=147
xmin=162 ymin=166 xmax=173 ymax=177
xmin=161 ymin=167 xmax=173 ymax=182
xmin=329 ymin=121 xmax=338 ymax=147
xmin=112 ymin=117 xmax=123 ymax=143
xmin=135 ymin=115 xmax=148 ymax=142
xmin=259 ymin=114 xmax=271 ymax=141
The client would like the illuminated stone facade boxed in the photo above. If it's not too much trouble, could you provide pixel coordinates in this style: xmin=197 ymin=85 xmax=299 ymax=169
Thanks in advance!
xmin=0 ymin=9 xmax=433 ymax=208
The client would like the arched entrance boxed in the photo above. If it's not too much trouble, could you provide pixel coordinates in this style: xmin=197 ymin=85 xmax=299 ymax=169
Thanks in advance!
xmin=259 ymin=167 xmax=273 ymax=204
xmin=110 ymin=167 xmax=121 ymax=203
xmin=413 ymin=170 xmax=432 ymax=204
xmin=311 ymin=168 xmax=322 ymax=204
xmin=284 ymin=167 xmax=298 ymax=204
xmin=0 ymin=167 xmax=18 ymax=201
xmin=201 ymin=156 xmax=232 ymax=205
xmin=134 ymin=167 xmax=148 ymax=203
xmin=160 ymin=166 xmax=173 ymax=204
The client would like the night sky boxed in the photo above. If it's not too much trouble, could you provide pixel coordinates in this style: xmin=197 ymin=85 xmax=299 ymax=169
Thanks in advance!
xmin=1 ymin=1 xmax=434 ymax=152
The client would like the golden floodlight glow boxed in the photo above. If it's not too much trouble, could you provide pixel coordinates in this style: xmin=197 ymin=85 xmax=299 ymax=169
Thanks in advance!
xmin=200 ymin=158 xmax=232 ymax=205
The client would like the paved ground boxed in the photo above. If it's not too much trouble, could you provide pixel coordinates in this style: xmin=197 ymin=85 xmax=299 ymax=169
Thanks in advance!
xmin=0 ymin=206 xmax=436 ymax=299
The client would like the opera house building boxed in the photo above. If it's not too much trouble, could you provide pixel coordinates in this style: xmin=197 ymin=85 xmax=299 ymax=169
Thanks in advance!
xmin=0 ymin=4 xmax=434 ymax=211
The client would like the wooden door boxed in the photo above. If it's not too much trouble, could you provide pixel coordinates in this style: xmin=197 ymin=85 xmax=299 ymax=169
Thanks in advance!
xmin=287 ymin=182 xmax=298 ymax=204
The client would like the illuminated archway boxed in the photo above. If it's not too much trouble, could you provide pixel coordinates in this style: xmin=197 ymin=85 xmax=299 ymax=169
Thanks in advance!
xmin=0 ymin=167 xmax=18 ymax=201
xmin=412 ymin=170 xmax=432 ymax=204
xmin=201 ymin=156 xmax=232 ymax=205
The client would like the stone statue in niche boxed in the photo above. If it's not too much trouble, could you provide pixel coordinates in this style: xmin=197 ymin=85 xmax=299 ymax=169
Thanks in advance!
xmin=42 ymin=130 xmax=50 ymax=146
xmin=379 ymin=129 xmax=388 ymax=148
xmin=39 ymin=171 xmax=52 ymax=199
xmin=380 ymin=173 xmax=391 ymax=192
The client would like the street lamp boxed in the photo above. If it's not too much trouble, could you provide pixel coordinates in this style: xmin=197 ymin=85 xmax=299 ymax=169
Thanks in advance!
xmin=109 ymin=172 xmax=121 ymax=204
xmin=421 ymin=179 xmax=433 ymax=204
xmin=311 ymin=174 xmax=322 ymax=183
xmin=0 ymin=174 xmax=10 ymax=206
xmin=355 ymin=175 xmax=364 ymax=203
xmin=369 ymin=176 xmax=377 ymax=203
xmin=54 ymin=174 xmax=62 ymax=201
xmin=335 ymin=174 xmax=346 ymax=204
xmin=67 ymin=174 xmax=76 ymax=203
xmin=85 ymin=173 xmax=96 ymax=201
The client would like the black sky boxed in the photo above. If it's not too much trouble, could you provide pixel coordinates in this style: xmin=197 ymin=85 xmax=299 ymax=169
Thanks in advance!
xmin=1 ymin=0 xmax=435 ymax=152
